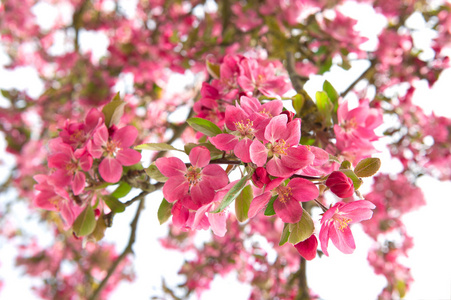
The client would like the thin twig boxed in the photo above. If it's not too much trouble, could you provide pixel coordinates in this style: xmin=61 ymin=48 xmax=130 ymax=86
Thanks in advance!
xmin=341 ymin=59 xmax=376 ymax=98
xmin=88 ymin=197 xmax=146 ymax=300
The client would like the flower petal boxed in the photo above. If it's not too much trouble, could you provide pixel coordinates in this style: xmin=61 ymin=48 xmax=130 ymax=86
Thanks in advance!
xmin=116 ymin=148 xmax=142 ymax=166
xmin=329 ymin=225 xmax=356 ymax=254
xmin=155 ymin=157 xmax=187 ymax=177
xmin=202 ymin=165 xmax=228 ymax=190
xmin=248 ymin=192 xmax=271 ymax=218
xmin=289 ymin=178 xmax=319 ymax=202
xmin=189 ymin=146 xmax=210 ymax=168
xmin=163 ymin=176 xmax=189 ymax=203
xmin=99 ymin=157 xmax=123 ymax=183
xmin=250 ymin=139 xmax=268 ymax=167
xmin=113 ymin=125 xmax=138 ymax=148
xmin=209 ymin=134 xmax=239 ymax=151
xmin=274 ymin=196 xmax=303 ymax=223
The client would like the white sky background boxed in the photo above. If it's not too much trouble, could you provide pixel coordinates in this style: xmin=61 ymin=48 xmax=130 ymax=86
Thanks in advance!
xmin=0 ymin=1 xmax=450 ymax=299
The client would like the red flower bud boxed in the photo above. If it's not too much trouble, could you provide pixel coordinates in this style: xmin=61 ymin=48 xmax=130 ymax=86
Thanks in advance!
xmin=280 ymin=110 xmax=295 ymax=123
xmin=252 ymin=167 xmax=271 ymax=188
xmin=294 ymin=234 xmax=318 ymax=260
xmin=325 ymin=171 xmax=354 ymax=198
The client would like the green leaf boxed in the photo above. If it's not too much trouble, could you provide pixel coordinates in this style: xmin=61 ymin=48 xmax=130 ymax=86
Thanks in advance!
xmin=279 ymin=223 xmax=290 ymax=246
xmin=292 ymin=94 xmax=305 ymax=115
xmin=206 ymin=60 xmax=220 ymax=79
xmin=187 ymin=117 xmax=222 ymax=137
xmin=73 ymin=205 xmax=96 ymax=237
xmin=235 ymin=185 xmax=253 ymax=222
xmin=90 ymin=215 xmax=107 ymax=241
xmin=319 ymin=57 xmax=333 ymax=74
xmin=212 ymin=175 xmax=251 ymax=213
xmin=316 ymin=91 xmax=333 ymax=127
xmin=111 ymin=182 xmax=132 ymax=199
xmin=264 ymin=195 xmax=278 ymax=216
xmin=157 ymin=198 xmax=173 ymax=225
xmin=354 ymin=157 xmax=381 ymax=177
xmin=145 ymin=163 xmax=168 ymax=182
xmin=134 ymin=143 xmax=182 ymax=152
xmin=102 ymin=92 xmax=126 ymax=127
xmin=184 ymin=143 xmax=223 ymax=160
xmin=323 ymin=80 xmax=339 ymax=113
xmin=103 ymin=195 xmax=126 ymax=213
xmin=288 ymin=210 xmax=314 ymax=244
xmin=341 ymin=169 xmax=363 ymax=190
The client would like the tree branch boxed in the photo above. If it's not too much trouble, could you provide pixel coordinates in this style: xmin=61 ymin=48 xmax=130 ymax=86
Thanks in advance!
xmin=296 ymin=257 xmax=310 ymax=300
xmin=88 ymin=197 xmax=146 ymax=300
xmin=341 ymin=59 xmax=376 ymax=98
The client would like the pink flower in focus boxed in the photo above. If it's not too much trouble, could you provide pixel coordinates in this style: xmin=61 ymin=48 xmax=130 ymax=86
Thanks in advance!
xmin=325 ymin=171 xmax=354 ymax=198
xmin=319 ymin=200 xmax=375 ymax=256
xmin=250 ymin=114 xmax=314 ymax=177
xmin=88 ymin=125 xmax=141 ymax=183
xmin=248 ymin=177 xmax=318 ymax=223
xmin=155 ymin=146 xmax=228 ymax=206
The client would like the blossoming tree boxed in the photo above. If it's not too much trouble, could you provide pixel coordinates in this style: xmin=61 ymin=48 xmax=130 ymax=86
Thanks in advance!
xmin=0 ymin=0 xmax=450 ymax=299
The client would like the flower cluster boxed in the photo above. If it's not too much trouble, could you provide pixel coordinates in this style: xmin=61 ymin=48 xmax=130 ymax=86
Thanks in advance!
xmin=33 ymin=108 xmax=142 ymax=228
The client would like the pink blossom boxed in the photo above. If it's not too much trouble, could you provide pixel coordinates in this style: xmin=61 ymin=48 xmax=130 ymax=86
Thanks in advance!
xmin=47 ymin=139 xmax=92 ymax=195
xmin=248 ymin=177 xmax=318 ymax=223
xmin=250 ymin=115 xmax=314 ymax=177
xmin=319 ymin=200 xmax=375 ymax=256
xmin=88 ymin=125 xmax=141 ymax=183
xmin=33 ymin=174 xmax=83 ymax=229
xmin=325 ymin=171 xmax=354 ymax=198
xmin=237 ymin=57 xmax=291 ymax=98
xmin=155 ymin=146 xmax=228 ymax=206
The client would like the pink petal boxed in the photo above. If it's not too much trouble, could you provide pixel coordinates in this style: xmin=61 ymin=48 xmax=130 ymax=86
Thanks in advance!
xmin=93 ymin=125 xmax=109 ymax=147
xmin=208 ymin=209 xmax=227 ymax=237
xmin=240 ymin=96 xmax=261 ymax=115
xmin=329 ymin=226 xmax=355 ymax=254
xmin=72 ymin=172 xmax=86 ymax=195
xmin=264 ymin=114 xmax=287 ymax=143
xmin=319 ymin=222 xmax=331 ymax=256
xmin=282 ymin=146 xmax=315 ymax=170
xmin=289 ymin=178 xmax=319 ymax=202
xmin=248 ymin=192 xmax=271 ymax=218
xmin=191 ymin=181 xmax=215 ymax=206
xmin=78 ymin=152 xmax=93 ymax=171
xmin=209 ymin=134 xmax=239 ymax=151
xmin=113 ymin=125 xmax=138 ymax=148
xmin=250 ymin=139 xmax=268 ymax=167
xmin=266 ymin=156 xmax=295 ymax=177
xmin=284 ymin=118 xmax=301 ymax=146
xmin=155 ymin=157 xmax=187 ymax=177
xmin=99 ymin=157 xmax=123 ymax=183
xmin=116 ymin=148 xmax=142 ymax=166
xmin=234 ymin=138 xmax=252 ymax=163
xmin=202 ymin=165 xmax=229 ymax=190
xmin=189 ymin=146 xmax=210 ymax=168
xmin=274 ymin=196 xmax=303 ymax=223
xmin=48 ymin=153 xmax=70 ymax=169
xmin=171 ymin=201 xmax=189 ymax=228
xmin=163 ymin=176 xmax=189 ymax=202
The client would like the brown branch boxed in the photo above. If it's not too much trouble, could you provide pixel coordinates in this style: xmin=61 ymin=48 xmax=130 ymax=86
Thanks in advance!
xmin=341 ymin=59 xmax=376 ymax=98
xmin=296 ymin=257 xmax=310 ymax=300
xmin=88 ymin=197 xmax=146 ymax=300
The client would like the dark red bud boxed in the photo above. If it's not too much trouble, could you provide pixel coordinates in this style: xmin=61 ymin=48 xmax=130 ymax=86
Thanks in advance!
xmin=325 ymin=171 xmax=354 ymax=198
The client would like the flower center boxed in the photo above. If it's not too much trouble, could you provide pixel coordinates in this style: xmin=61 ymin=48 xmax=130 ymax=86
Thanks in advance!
xmin=233 ymin=119 xmax=254 ymax=138
xmin=272 ymin=139 xmax=288 ymax=156
xmin=342 ymin=117 xmax=357 ymax=132
xmin=259 ymin=108 xmax=272 ymax=118
xmin=186 ymin=167 xmax=202 ymax=186
xmin=333 ymin=214 xmax=352 ymax=231
xmin=276 ymin=185 xmax=292 ymax=204
xmin=104 ymin=140 xmax=121 ymax=157
xmin=65 ymin=161 xmax=78 ymax=174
